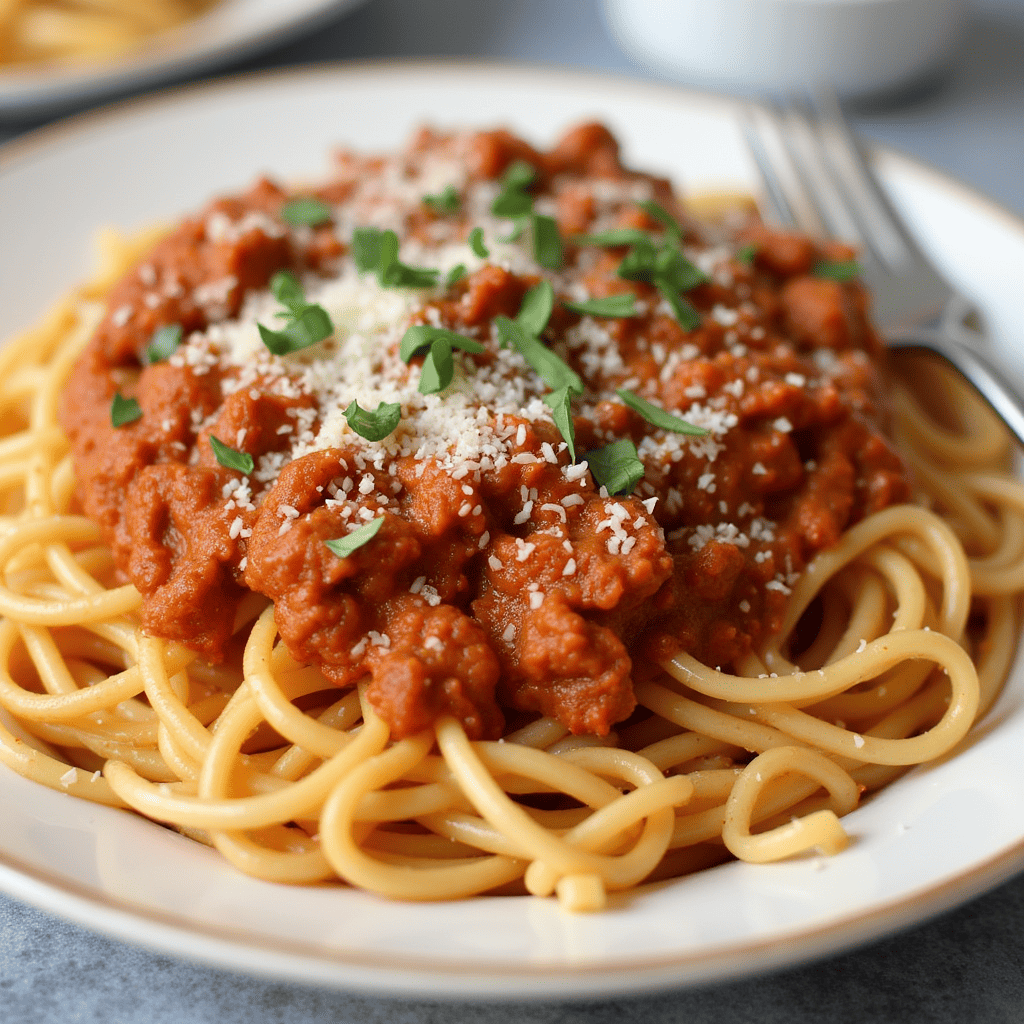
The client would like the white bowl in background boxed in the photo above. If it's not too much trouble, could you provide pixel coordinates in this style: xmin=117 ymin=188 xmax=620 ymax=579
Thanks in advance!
xmin=603 ymin=0 xmax=969 ymax=99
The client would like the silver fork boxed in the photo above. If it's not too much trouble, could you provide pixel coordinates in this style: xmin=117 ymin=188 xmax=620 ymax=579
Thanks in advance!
xmin=740 ymin=92 xmax=1024 ymax=447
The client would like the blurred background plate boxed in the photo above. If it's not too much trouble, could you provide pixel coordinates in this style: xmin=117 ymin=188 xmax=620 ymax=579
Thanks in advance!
xmin=0 ymin=0 xmax=368 ymax=117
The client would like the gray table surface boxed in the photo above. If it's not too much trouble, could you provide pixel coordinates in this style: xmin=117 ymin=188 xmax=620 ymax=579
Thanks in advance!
xmin=3 ymin=1 xmax=1024 ymax=1020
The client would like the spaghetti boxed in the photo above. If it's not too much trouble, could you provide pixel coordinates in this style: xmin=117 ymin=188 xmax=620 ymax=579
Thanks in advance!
xmin=0 ymin=125 xmax=1021 ymax=912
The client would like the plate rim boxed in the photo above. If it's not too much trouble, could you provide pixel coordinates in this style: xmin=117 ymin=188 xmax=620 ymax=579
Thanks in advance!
xmin=2 ymin=58 xmax=1024 ymax=1000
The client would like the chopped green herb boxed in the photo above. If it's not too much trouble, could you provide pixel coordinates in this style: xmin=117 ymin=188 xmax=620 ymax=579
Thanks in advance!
xmin=418 ymin=335 xmax=453 ymax=394
xmin=516 ymin=281 xmax=555 ymax=337
xmin=616 ymin=235 xmax=659 ymax=279
xmin=143 ymin=323 xmax=182 ymax=364
xmin=495 ymin=315 xmax=583 ymax=395
xmin=499 ymin=160 xmax=536 ymax=193
xmin=563 ymin=293 xmax=639 ymax=318
xmin=657 ymin=287 xmax=702 ymax=332
xmin=637 ymin=199 xmax=682 ymax=240
xmin=352 ymin=226 xmax=385 ymax=273
xmin=258 ymin=271 xmax=334 ymax=355
xmin=573 ymin=227 xmax=651 ymax=249
xmin=110 ymin=392 xmax=142 ymax=428
xmin=813 ymin=259 xmax=861 ymax=282
xmin=469 ymin=227 xmax=490 ymax=258
xmin=490 ymin=159 xmax=536 ymax=219
xmin=325 ymin=517 xmax=384 ymax=559
xmin=344 ymin=400 xmax=401 ymax=441
xmin=269 ymin=270 xmax=306 ymax=312
xmin=280 ymin=197 xmax=333 ymax=227
xmin=259 ymin=304 xmax=334 ymax=355
xmin=616 ymin=389 xmax=709 ymax=436
xmin=543 ymin=386 xmax=576 ymax=462
xmin=209 ymin=435 xmax=254 ymax=474
xmin=736 ymin=243 xmax=758 ymax=267
xmin=653 ymin=246 xmax=708 ymax=294
xmin=586 ymin=438 xmax=645 ymax=495
xmin=399 ymin=325 xmax=485 ymax=363
xmin=351 ymin=227 xmax=440 ymax=289
xmin=422 ymin=184 xmax=460 ymax=215
xmin=445 ymin=264 xmax=467 ymax=287
xmin=532 ymin=214 xmax=563 ymax=271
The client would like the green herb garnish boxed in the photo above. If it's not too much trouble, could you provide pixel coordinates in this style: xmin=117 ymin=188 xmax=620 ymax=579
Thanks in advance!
xmin=495 ymin=315 xmax=582 ymax=395
xmin=586 ymin=438 xmax=645 ymax=496
xmin=344 ymin=400 xmax=401 ymax=441
xmin=280 ymin=197 xmax=333 ymax=227
xmin=325 ymin=517 xmax=384 ymax=559
xmin=491 ymin=160 xmax=536 ymax=219
xmin=543 ymin=386 xmax=576 ymax=462
xmin=422 ymin=185 xmax=460 ymax=215
xmin=614 ymin=237 xmax=705 ymax=331
xmin=399 ymin=325 xmax=485 ymax=395
xmin=143 ymin=323 xmax=182 ymax=364
xmin=257 ymin=270 xmax=334 ymax=355
xmin=532 ymin=214 xmax=563 ymax=271
xmin=573 ymin=227 xmax=651 ymax=249
xmin=516 ymin=280 xmax=555 ymax=338
xmin=352 ymin=227 xmax=440 ymax=289
xmin=110 ymin=392 xmax=142 ymax=428
xmin=736 ymin=243 xmax=758 ymax=267
xmin=209 ymin=435 xmax=254 ymax=474
xmin=445 ymin=264 xmax=467 ymax=287
xmin=469 ymin=227 xmax=489 ymax=259
xmin=637 ymin=199 xmax=682 ymax=240
xmin=563 ymin=293 xmax=639 ymax=318
xmin=813 ymin=259 xmax=861 ymax=282
xmin=616 ymin=389 xmax=709 ymax=436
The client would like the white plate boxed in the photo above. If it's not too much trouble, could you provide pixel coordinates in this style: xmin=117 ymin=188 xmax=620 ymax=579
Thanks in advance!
xmin=2 ymin=63 xmax=1024 ymax=1002
xmin=0 ymin=0 xmax=367 ymax=117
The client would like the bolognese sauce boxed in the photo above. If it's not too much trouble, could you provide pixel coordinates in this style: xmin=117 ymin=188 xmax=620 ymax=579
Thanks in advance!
xmin=59 ymin=123 xmax=910 ymax=744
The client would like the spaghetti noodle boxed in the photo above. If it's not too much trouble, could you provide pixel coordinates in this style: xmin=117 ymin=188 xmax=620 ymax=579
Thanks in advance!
xmin=0 ymin=124 xmax=1021 ymax=912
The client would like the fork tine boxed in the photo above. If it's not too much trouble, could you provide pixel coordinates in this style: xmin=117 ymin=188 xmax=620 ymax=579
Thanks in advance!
xmin=806 ymin=89 xmax=929 ymax=275
xmin=739 ymin=106 xmax=799 ymax=231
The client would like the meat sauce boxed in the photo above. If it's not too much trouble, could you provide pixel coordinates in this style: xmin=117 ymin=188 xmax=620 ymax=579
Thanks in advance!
xmin=59 ymin=123 xmax=910 ymax=740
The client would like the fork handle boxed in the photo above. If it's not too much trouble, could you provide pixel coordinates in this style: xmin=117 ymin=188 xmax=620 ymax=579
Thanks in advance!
xmin=887 ymin=328 xmax=1024 ymax=450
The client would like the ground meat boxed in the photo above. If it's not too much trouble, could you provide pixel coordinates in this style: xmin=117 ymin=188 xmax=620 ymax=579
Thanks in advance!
xmin=59 ymin=122 xmax=911 ymax=741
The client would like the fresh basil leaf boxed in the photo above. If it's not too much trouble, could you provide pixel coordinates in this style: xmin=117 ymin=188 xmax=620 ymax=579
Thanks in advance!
xmin=516 ymin=280 xmax=554 ymax=337
xmin=813 ymin=259 xmax=861 ymax=282
xmin=498 ymin=216 xmax=531 ymax=243
xmin=422 ymin=184 xmax=460 ymax=215
xmin=656 ymin=284 xmax=702 ymax=332
xmin=491 ymin=160 xmax=536 ymax=219
xmin=352 ymin=226 xmax=385 ymax=273
xmin=209 ymin=435 xmax=254 ymax=474
xmin=495 ymin=315 xmax=583 ymax=395
xmin=616 ymin=235 xmax=659 ymax=279
xmin=469 ymin=226 xmax=489 ymax=258
xmin=325 ymin=517 xmax=384 ymax=559
xmin=586 ymin=438 xmax=645 ymax=495
xmin=143 ymin=323 xmax=182 ymax=364
xmin=616 ymin=389 xmax=709 ymax=436
xmin=638 ymin=199 xmax=682 ymax=239
xmin=543 ymin=386 xmax=576 ymax=462
xmin=736 ymin=243 xmax=758 ymax=267
xmin=445 ymin=264 xmax=467 ymax=286
xmin=532 ymin=214 xmax=563 ymax=271
xmin=110 ymin=392 xmax=142 ymax=428
xmin=573 ymin=228 xmax=652 ymax=249
xmin=499 ymin=160 xmax=536 ymax=193
xmin=280 ymin=197 xmax=333 ymax=227
xmin=399 ymin=325 xmax=485 ymax=363
xmin=269 ymin=270 xmax=306 ymax=312
xmin=563 ymin=293 xmax=639 ymax=318
xmin=344 ymin=400 xmax=401 ymax=441
xmin=259 ymin=303 xmax=334 ymax=355
xmin=418 ymin=335 xmax=453 ymax=394
xmin=654 ymin=247 xmax=708 ymax=293
xmin=377 ymin=228 xmax=440 ymax=288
